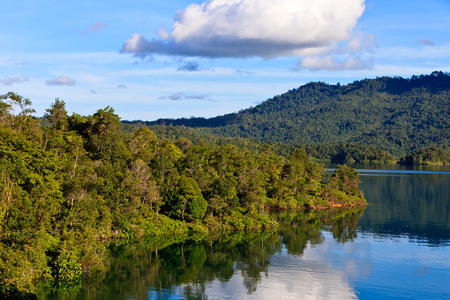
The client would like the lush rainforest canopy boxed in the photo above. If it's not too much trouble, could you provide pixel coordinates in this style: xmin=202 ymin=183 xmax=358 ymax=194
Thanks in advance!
xmin=0 ymin=92 xmax=364 ymax=297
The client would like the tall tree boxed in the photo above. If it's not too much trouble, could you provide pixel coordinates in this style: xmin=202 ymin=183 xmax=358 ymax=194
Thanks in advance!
xmin=44 ymin=98 xmax=68 ymax=130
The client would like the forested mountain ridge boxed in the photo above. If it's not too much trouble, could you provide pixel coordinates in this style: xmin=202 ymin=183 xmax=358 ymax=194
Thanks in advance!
xmin=144 ymin=71 xmax=450 ymax=156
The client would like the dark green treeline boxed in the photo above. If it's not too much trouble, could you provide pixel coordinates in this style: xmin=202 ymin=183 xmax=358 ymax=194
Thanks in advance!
xmin=144 ymin=71 xmax=450 ymax=156
xmin=0 ymin=93 xmax=364 ymax=296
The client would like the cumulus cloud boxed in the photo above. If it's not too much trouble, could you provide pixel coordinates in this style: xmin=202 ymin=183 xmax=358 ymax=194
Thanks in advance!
xmin=159 ymin=92 xmax=213 ymax=101
xmin=82 ymin=22 xmax=108 ymax=36
xmin=46 ymin=75 xmax=76 ymax=86
xmin=122 ymin=0 xmax=373 ymax=67
xmin=0 ymin=75 xmax=30 ymax=86
xmin=178 ymin=61 xmax=200 ymax=71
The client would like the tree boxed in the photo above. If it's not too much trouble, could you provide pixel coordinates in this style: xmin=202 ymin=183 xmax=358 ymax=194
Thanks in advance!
xmin=331 ymin=164 xmax=361 ymax=196
xmin=151 ymin=139 xmax=182 ymax=195
xmin=44 ymin=98 xmax=68 ymax=130
xmin=0 ymin=92 xmax=36 ymax=134
xmin=321 ymin=164 xmax=364 ymax=205
xmin=166 ymin=176 xmax=207 ymax=221
xmin=0 ymin=127 xmax=64 ymax=293
xmin=85 ymin=106 xmax=130 ymax=163
xmin=0 ymin=92 xmax=35 ymax=117
xmin=127 ymin=126 xmax=158 ymax=163
xmin=123 ymin=159 xmax=161 ymax=214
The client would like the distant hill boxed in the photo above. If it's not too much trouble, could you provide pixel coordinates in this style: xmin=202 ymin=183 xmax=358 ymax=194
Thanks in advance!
xmin=138 ymin=71 xmax=450 ymax=156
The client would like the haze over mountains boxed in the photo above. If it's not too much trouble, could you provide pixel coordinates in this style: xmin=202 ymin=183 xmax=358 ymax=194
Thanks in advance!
xmin=141 ymin=71 xmax=450 ymax=156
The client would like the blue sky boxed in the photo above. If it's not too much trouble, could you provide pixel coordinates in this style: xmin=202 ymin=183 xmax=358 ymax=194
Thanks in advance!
xmin=1 ymin=0 xmax=450 ymax=121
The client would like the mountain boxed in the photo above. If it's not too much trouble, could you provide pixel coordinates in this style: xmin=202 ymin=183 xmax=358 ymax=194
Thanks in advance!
xmin=142 ymin=71 xmax=450 ymax=156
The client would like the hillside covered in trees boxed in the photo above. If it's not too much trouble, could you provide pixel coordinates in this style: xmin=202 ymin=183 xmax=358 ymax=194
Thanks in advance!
xmin=0 ymin=92 xmax=365 ymax=297
xmin=144 ymin=71 xmax=450 ymax=156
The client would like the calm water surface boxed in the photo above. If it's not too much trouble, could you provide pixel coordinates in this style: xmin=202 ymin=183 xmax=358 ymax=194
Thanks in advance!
xmin=42 ymin=165 xmax=450 ymax=300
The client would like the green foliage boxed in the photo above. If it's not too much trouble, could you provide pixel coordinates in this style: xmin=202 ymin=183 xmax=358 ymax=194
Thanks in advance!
xmin=1 ymin=93 xmax=366 ymax=297
xmin=165 ymin=176 xmax=207 ymax=221
xmin=127 ymin=126 xmax=158 ymax=163
xmin=398 ymin=146 xmax=450 ymax=165
xmin=304 ymin=142 xmax=397 ymax=164
xmin=0 ymin=92 xmax=35 ymax=117
xmin=44 ymin=98 xmax=68 ymax=130
xmin=53 ymin=242 xmax=82 ymax=288
xmin=322 ymin=165 xmax=365 ymax=206
xmin=142 ymin=212 xmax=189 ymax=236
xmin=144 ymin=72 xmax=450 ymax=157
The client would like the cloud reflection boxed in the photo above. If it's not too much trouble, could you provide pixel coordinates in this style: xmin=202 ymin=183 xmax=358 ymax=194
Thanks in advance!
xmin=201 ymin=241 xmax=359 ymax=299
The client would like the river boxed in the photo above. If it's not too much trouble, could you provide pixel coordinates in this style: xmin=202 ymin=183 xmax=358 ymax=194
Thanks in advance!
xmin=40 ymin=164 xmax=450 ymax=300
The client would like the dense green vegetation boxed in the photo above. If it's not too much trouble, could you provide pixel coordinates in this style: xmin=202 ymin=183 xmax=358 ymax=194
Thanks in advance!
xmin=130 ymin=124 xmax=448 ymax=165
xmin=303 ymin=143 xmax=397 ymax=164
xmin=0 ymin=93 xmax=364 ymax=297
xmin=398 ymin=146 xmax=450 ymax=165
xmin=144 ymin=71 xmax=450 ymax=157
xmin=121 ymin=123 xmax=398 ymax=164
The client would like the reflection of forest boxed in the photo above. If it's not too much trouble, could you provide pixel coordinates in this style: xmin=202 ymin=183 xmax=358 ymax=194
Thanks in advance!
xmin=279 ymin=207 xmax=364 ymax=254
xmin=358 ymin=173 xmax=450 ymax=245
xmin=38 ymin=208 xmax=365 ymax=299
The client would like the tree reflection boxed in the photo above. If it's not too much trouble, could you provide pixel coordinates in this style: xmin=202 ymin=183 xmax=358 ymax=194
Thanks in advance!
xmin=37 ymin=208 xmax=365 ymax=299
xmin=277 ymin=207 xmax=365 ymax=256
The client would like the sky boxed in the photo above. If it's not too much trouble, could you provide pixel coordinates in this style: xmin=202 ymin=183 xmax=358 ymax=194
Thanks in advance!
xmin=1 ymin=0 xmax=450 ymax=121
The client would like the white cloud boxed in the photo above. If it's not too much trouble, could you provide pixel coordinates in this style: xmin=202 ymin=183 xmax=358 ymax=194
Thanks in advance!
xmin=0 ymin=75 xmax=30 ymax=86
xmin=46 ymin=75 xmax=76 ymax=86
xmin=202 ymin=240 xmax=359 ymax=300
xmin=298 ymin=53 xmax=373 ymax=71
xmin=122 ymin=0 xmax=373 ymax=65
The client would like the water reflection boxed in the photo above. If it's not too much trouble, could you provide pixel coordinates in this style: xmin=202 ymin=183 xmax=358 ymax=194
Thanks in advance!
xmin=355 ymin=168 xmax=450 ymax=246
xmin=40 ymin=208 xmax=365 ymax=300
xmin=40 ymin=167 xmax=450 ymax=299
